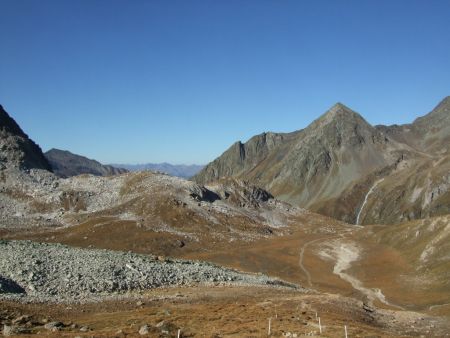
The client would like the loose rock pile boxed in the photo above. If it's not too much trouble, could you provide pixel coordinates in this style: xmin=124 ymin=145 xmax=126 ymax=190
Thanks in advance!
xmin=0 ymin=240 xmax=298 ymax=303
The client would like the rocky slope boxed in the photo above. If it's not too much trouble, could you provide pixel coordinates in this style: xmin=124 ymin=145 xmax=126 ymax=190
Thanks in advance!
xmin=0 ymin=105 xmax=51 ymax=171
xmin=194 ymin=98 xmax=450 ymax=225
xmin=0 ymin=240 xmax=295 ymax=303
xmin=0 ymin=166 xmax=303 ymax=255
xmin=45 ymin=148 xmax=128 ymax=178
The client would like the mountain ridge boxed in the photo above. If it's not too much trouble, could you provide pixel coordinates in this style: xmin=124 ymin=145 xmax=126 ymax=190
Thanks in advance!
xmin=194 ymin=97 xmax=450 ymax=224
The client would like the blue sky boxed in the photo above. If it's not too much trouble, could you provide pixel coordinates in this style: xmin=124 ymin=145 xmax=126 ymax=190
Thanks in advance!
xmin=1 ymin=0 xmax=449 ymax=164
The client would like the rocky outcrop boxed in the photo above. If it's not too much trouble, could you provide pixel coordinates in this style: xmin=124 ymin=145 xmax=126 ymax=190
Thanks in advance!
xmin=0 ymin=105 xmax=52 ymax=171
xmin=45 ymin=148 xmax=128 ymax=178
xmin=207 ymin=178 xmax=273 ymax=208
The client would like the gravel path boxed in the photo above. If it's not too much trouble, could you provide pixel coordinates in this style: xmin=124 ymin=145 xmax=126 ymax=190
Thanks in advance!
xmin=0 ymin=240 xmax=298 ymax=303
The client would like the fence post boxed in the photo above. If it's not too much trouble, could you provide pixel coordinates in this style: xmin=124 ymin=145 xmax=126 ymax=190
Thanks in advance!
xmin=344 ymin=325 xmax=348 ymax=338
xmin=268 ymin=317 xmax=272 ymax=336
xmin=318 ymin=317 xmax=322 ymax=334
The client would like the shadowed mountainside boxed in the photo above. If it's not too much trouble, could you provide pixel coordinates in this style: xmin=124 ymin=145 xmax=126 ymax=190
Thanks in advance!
xmin=45 ymin=148 xmax=128 ymax=178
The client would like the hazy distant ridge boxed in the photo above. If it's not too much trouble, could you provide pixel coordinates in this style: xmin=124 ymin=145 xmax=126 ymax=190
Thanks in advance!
xmin=110 ymin=163 xmax=204 ymax=178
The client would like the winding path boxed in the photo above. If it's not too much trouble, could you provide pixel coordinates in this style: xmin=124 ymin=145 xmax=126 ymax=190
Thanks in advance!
xmin=298 ymin=238 xmax=326 ymax=287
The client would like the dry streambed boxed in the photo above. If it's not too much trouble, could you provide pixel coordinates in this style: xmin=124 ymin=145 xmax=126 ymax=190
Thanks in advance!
xmin=0 ymin=240 xmax=299 ymax=303
xmin=317 ymin=239 xmax=403 ymax=309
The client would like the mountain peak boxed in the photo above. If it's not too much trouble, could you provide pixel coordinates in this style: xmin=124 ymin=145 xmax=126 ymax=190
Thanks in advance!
xmin=327 ymin=102 xmax=358 ymax=116
xmin=330 ymin=101 xmax=350 ymax=110
xmin=314 ymin=102 xmax=368 ymax=129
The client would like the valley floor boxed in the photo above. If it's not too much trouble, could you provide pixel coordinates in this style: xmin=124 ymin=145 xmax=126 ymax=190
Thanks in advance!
xmin=2 ymin=215 xmax=450 ymax=336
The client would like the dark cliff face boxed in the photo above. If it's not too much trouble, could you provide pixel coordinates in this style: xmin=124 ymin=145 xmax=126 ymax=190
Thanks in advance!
xmin=193 ymin=131 xmax=299 ymax=185
xmin=45 ymin=148 xmax=128 ymax=178
xmin=0 ymin=105 xmax=52 ymax=171
xmin=193 ymin=98 xmax=450 ymax=225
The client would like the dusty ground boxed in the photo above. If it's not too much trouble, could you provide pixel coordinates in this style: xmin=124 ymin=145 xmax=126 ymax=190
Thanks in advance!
xmin=2 ymin=286 xmax=449 ymax=337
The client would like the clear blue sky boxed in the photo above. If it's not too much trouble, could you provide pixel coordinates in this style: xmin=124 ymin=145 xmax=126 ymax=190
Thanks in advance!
xmin=1 ymin=0 xmax=449 ymax=164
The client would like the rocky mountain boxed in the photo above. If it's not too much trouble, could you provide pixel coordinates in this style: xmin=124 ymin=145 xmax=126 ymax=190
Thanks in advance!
xmin=45 ymin=148 xmax=128 ymax=178
xmin=111 ymin=162 xmax=204 ymax=178
xmin=0 ymin=105 xmax=52 ymax=171
xmin=194 ymin=98 xmax=450 ymax=225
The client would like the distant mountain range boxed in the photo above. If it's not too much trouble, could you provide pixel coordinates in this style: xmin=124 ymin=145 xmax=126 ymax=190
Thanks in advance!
xmin=41 ymin=147 xmax=204 ymax=179
xmin=110 ymin=163 xmax=204 ymax=179
xmin=44 ymin=149 xmax=204 ymax=179
xmin=194 ymin=97 xmax=450 ymax=225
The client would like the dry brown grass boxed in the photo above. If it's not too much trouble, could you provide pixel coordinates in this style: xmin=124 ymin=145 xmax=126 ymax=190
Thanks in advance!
xmin=2 ymin=286 xmax=445 ymax=337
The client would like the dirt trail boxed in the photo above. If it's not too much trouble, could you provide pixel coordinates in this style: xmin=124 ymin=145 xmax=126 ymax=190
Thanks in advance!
xmin=429 ymin=303 xmax=450 ymax=311
xmin=298 ymin=238 xmax=325 ymax=287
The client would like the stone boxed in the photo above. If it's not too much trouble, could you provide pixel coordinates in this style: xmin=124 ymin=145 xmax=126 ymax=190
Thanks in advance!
xmin=2 ymin=325 xmax=14 ymax=337
xmin=44 ymin=321 xmax=63 ymax=330
xmin=139 ymin=324 xmax=150 ymax=335
xmin=12 ymin=315 xmax=30 ymax=324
